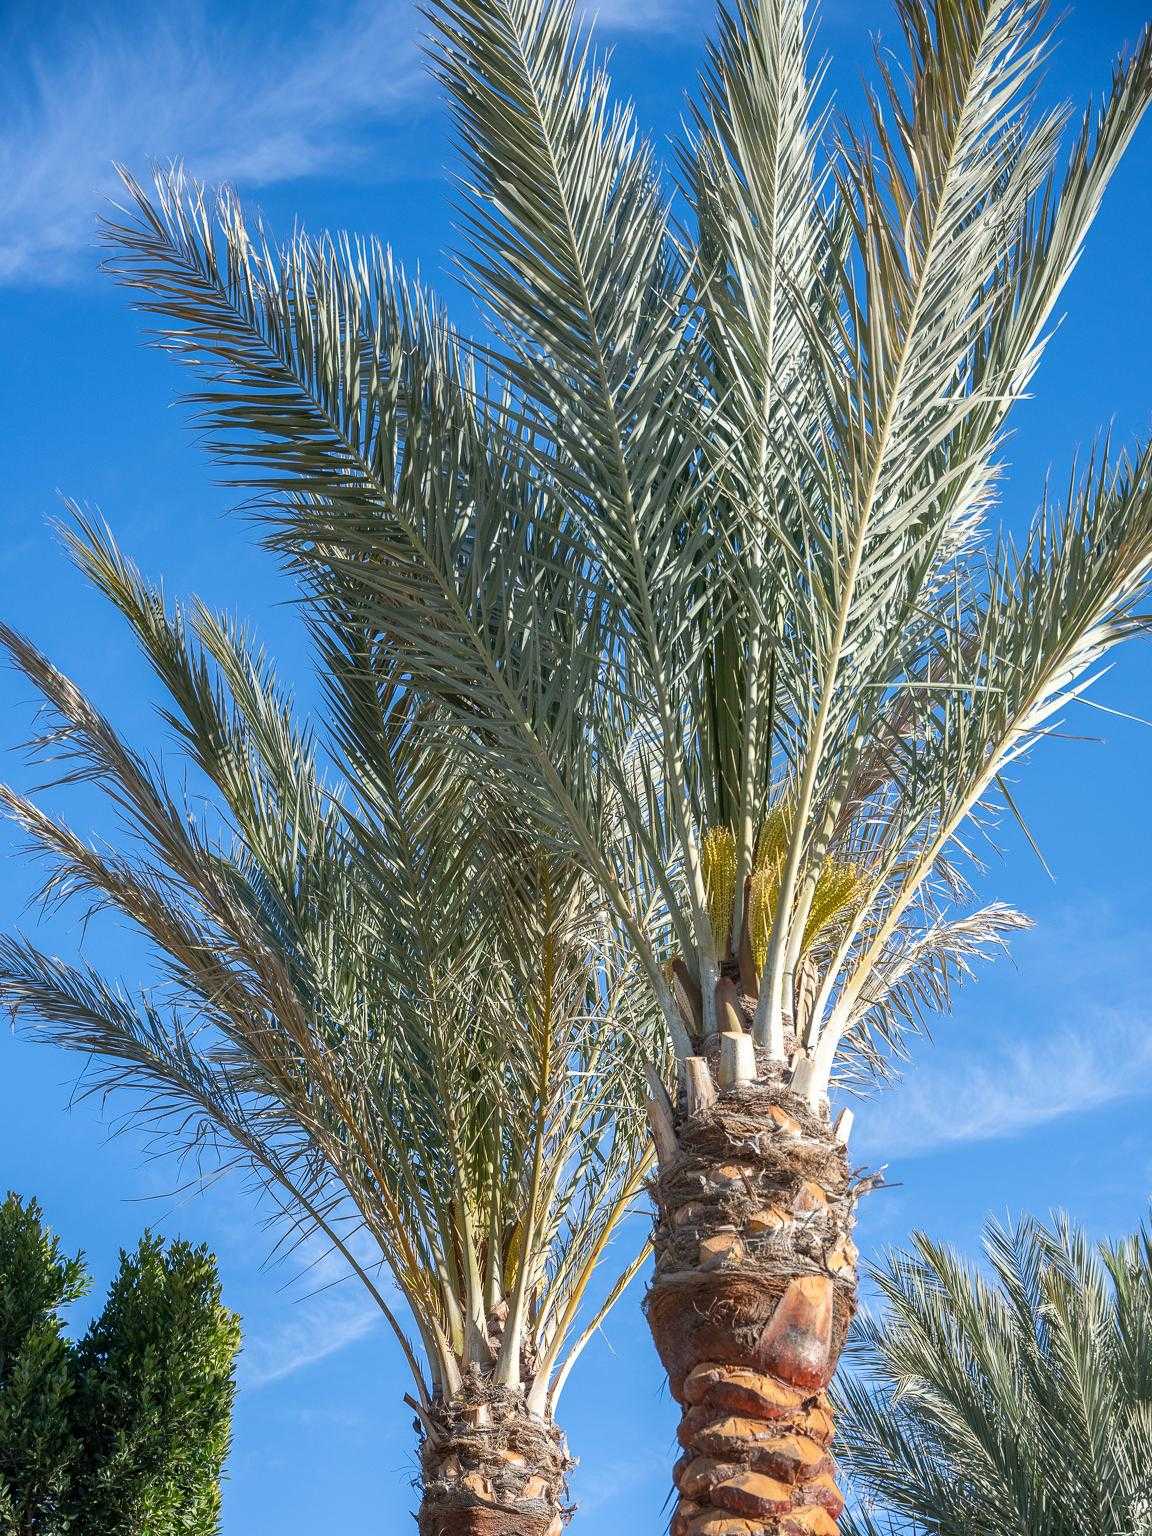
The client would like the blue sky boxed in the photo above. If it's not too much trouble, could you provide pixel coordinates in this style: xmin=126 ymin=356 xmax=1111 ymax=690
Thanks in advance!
xmin=1 ymin=0 xmax=1151 ymax=1529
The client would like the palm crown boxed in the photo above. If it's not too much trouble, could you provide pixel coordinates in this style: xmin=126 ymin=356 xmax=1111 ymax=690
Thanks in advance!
xmin=99 ymin=0 xmax=1152 ymax=1112
xmin=0 ymin=521 xmax=660 ymax=1427
xmin=838 ymin=1214 xmax=1152 ymax=1536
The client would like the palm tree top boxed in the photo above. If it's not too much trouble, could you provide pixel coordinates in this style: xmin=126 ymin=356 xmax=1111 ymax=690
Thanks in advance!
xmin=0 ymin=517 xmax=663 ymax=1416
xmin=93 ymin=0 xmax=1152 ymax=1116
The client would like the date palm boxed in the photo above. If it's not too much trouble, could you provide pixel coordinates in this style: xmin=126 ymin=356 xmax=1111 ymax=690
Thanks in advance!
xmin=94 ymin=0 xmax=1152 ymax=1531
xmin=837 ymin=1214 xmax=1152 ymax=1536
xmin=0 ymin=524 xmax=663 ymax=1536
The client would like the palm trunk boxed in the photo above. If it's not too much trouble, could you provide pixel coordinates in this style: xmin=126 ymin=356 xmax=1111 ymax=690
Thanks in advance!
xmin=417 ymin=1385 xmax=571 ymax=1536
xmin=646 ymin=1041 xmax=858 ymax=1536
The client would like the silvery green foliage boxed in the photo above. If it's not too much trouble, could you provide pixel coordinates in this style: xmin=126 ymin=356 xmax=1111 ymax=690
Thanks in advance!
xmin=0 ymin=522 xmax=663 ymax=1412
xmin=96 ymin=0 xmax=1152 ymax=1107
xmin=838 ymin=1214 xmax=1152 ymax=1536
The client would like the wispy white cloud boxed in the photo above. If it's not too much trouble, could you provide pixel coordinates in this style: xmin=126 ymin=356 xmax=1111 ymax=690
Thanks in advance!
xmin=0 ymin=0 xmax=699 ymax=287
xmin=857 ymin=1009 xmax=1152 ymax=1161
xmin=236 ymin=1229 xmax=387 ymax=1390
xmin=0 ymin=0 xmax=428 ymax=286
xmin=240 ymin=1285 xmax=382 ymax=1390
xmin=851 ymin=900 xmax=1152 ymax=1161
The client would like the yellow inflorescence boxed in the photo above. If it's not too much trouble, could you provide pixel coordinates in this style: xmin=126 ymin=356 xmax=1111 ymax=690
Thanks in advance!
xmin=749 ymin=799 xmax=866 ymax=977
xmin=754 ymin=800 xmax=792 ymax=874
xmin=698 ymin=808 xmax=865 ymax=979
xmin=746 ymin=864 xmax=777 ymax=975
xmin=803 ymin=859 xmax=866 ymax=951
xmin=701 ymin=826 xmax=738 ymax=958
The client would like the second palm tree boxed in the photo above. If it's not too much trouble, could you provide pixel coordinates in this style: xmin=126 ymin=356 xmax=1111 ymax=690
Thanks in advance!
xmin=0 ymin=525 xmax=662 ymax=1536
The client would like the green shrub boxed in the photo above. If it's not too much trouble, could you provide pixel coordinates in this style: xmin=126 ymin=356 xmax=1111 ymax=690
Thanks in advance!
xmin=0 ymin=1193 xmax=240 ymax=1536
xmin=0 ymin=1193 xmax=88 ymax=1534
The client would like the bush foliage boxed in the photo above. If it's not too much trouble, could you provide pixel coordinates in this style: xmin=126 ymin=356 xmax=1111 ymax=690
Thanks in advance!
xmin=0 ymin=1192 xmax=240 ymax=1535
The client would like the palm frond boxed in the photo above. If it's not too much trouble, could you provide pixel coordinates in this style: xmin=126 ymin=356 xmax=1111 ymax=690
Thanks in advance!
xmin=101 ymin=166 xmax=690 ymax=1048
xmin=839 ymin=1213 xmax=1152 ymax=1536
xmin=0 ymin=524 xmax=666 ymax=1411
xmin=95 ymin=0 xmax=1152 ymax=1113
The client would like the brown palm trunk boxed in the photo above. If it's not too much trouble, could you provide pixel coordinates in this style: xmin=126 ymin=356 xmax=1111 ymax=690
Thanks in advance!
xmin=417 ymin=1384 xmax=572 ymax=1536
xmin=646 ymin=1042 xmax=858 ymax=1536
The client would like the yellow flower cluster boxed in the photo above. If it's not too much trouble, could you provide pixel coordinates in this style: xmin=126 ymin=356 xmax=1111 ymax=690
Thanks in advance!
xmin=701 ymin=803 xmax=863 ymax=976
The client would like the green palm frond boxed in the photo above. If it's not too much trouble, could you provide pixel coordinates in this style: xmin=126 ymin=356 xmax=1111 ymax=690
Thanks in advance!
xmin=101 ymin=166 xmax=693 ymax=1053
xmin=750 ymin=0 xmax=1152 ymax=1057
xmin=0 ymin=522 xmax=665 ymax=1413
xmin=96 ymin=0 xmax=1152 ymax=1112
xmin=838 ymin=1213 xmax=1152 ymax=1536
xmin=426 ymin=0 xmax=729 ymax=1021
xmin=833 ymin=901 xmax=1031 ymax=1092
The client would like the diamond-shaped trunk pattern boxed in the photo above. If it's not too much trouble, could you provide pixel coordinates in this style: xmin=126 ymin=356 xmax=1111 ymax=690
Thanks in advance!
xmin=647 ymin=1071 xmax=858 ymax=1536
xmin=417 ymin=1386 xmax=571 ymax=1536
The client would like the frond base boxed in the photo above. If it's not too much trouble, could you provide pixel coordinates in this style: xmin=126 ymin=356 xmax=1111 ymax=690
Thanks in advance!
xmin=418 ymin=1383 xmax=572 ymax=1536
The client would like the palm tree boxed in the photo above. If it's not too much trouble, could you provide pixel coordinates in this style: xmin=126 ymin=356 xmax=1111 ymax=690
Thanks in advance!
xmin=837 ymin=1214 xmax=1152 ymax=1536
xmin=93 ymin=0 xmax=1152 ymax=1531
xmin=0 ymin=523 xmax=663 ymax=1536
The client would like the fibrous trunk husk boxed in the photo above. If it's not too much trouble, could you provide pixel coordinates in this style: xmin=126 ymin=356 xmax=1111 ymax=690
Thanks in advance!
xmin=417 ymin=1381 xmax=572 ymax=1536
xmin=645 ymin=1047 xmax=859 ymax=1536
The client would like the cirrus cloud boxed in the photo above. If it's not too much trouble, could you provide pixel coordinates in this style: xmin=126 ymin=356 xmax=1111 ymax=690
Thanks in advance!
xmin=0 ymin=0 xmax=696 ymax=287
xmin=0 ymin=0 xmax=428 ymax=286
xmin=856 ymin=1009 xmax=1152 ymax=1161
